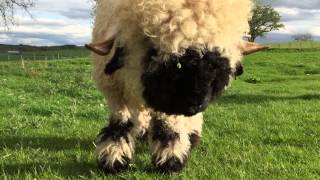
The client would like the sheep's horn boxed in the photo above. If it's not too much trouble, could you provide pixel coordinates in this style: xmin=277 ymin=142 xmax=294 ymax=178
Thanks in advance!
xmin=240 ymin=42 xmax=269 ymax=55
xmin=85 ymin=39 xmax=115 ymax=56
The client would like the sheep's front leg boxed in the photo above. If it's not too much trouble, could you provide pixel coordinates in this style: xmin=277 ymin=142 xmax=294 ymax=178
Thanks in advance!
xmin=95 ymin=113 xmax=135 ymax=174
xmin=150 ymin=113 xmax=203 ymax=173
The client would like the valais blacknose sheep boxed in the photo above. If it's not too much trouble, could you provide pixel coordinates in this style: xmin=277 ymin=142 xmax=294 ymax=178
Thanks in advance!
xmin=86 ymin=0 xmax=266 ymax=174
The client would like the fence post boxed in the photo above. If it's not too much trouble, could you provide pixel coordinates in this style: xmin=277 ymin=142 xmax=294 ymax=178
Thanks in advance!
xmin=21 ymin=55 xmax=25 ymax=69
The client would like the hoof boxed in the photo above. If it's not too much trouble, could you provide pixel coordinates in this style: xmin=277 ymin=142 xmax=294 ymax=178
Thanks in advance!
xmin=98 ymin=156 xmax=130 ymax=174
xmin=153 ymin=156 xmax=186 ymax=173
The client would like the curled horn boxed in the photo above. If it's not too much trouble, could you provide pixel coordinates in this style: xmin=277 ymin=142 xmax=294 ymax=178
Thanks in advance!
xmin=85 ymin=38 xmax=115 ymax=56
xmin=240 ymin=42 xmax=269 ymax=55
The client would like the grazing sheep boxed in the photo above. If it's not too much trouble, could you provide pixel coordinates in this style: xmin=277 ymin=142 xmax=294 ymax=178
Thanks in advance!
xmin=86 ymin=0 xmax=266 ymax=174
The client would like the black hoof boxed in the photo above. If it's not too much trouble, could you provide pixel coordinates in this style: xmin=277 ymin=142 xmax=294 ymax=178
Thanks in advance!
xmin=98 ymin=156 xmax=130 ymax=174
xmin=153 ymin=156 xmax=186 ymax=173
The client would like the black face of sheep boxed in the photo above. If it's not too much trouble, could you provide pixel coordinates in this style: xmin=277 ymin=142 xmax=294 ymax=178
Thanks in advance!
xmin=142 ymin=48 xmax=239 ymax=116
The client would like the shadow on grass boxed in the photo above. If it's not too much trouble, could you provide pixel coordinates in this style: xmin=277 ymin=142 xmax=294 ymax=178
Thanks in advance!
xmin=220 ymin=94 xmax=320 ymax=104
xmin=2 ymin=161 xmax=164 ymax=178
xmin=0 ymin=136 xmax=94 ymax=151
xmin=2 ymin=162 xmax=99 ymax=178
xmin=261 ymin=137 xmax=310 ymax=148
xmin=0 ymin=136 xmax=157 ymax=178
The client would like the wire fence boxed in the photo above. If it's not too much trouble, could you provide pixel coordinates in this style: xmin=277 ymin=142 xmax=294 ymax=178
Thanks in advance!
xmin=1 ymin=41 xmax=320 ymax=61
xmin=0 ymin=50 xmax=91 ymax=73
xmin=265 ymin=41 xmax=320 ymax=49
xmin=1 ymin=53 xmax=90 ymax=61
xmin=0 ymin=48 xmax=91 ymax=61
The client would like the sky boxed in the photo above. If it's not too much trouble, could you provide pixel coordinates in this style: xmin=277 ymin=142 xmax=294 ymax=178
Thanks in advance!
xmin=0 ymin=0 xmax=319 ymax=46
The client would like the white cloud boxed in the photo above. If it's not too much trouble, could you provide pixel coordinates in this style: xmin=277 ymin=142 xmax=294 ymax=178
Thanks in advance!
xmin=259 ymin=1 xmax=320 ymax=42
xmin=311 ymin=27 xmax=320 ymax=36
xmin=1 ymin=0 xmax=93 ymax=45
xmin=2 ymin=0 xmax=320 ymax=45
xmin=275 ymin=7 xmax=299 ymax=16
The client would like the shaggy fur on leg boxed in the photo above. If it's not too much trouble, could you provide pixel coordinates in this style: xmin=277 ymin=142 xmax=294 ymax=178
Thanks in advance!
xmin=150 ymin=118 xmax=189 ymax=173
xmin=95 ymin=118 xmax=135 ymax=174
xmin=149 ymin=113 xmax=203 ymax=173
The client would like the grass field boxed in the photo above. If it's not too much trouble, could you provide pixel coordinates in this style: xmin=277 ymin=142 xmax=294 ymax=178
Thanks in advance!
xmin=0 ymin=48 xmax=320 ymax=179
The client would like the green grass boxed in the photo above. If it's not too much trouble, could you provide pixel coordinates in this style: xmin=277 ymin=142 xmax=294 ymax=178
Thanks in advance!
xmin=265 ymin=40 xmax=320 ymax=49
xmin=0 ymin=49 xmax=320 ymax=179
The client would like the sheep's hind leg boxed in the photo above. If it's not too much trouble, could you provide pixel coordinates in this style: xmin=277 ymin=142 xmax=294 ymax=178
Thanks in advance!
xmin=149 ymin=113 xmax=203 ymax=173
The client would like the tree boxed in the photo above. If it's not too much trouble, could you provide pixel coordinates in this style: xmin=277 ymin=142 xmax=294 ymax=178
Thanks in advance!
xmin=248 ymin=2 xmax=284 ymax=42
xmin=0 ymin=0 xmax=35 ymax=28
xmin=292 ymin=33 xmax=313 ymax=41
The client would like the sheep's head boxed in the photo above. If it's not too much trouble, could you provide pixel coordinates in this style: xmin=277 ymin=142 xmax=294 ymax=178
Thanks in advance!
xmin=87 ymin=0 xmax=268 ymax=116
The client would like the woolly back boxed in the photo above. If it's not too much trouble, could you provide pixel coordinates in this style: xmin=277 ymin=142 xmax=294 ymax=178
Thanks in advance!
xmin=132 ymin=0 xmax=253 ymax=55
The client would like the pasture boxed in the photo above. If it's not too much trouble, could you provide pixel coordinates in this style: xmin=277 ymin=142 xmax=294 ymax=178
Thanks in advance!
xmin=0 ymin=48 xmax=319 ymax=179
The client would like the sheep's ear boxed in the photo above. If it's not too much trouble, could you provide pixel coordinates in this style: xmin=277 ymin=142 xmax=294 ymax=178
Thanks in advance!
xmin=240 ymin=42 xmax=269 ymax=55
xmin=85 ymin=39 xmax=115 ymax=56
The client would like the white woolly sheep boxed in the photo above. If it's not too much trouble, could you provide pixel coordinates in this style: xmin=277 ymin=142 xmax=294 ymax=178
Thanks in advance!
xmin=86 ymin=0 xmax=266 ymax=174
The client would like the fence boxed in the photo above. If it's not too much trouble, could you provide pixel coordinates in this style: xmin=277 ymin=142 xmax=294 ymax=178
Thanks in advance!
xmin=1 ymin=53 xmax=89 ymax=71
xmin=3 ymin=52 xmax=90 ymax=61
xmin=266 ymin=41 xmax=320 ymax=49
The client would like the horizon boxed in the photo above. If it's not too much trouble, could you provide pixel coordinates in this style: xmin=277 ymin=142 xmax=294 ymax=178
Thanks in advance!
xmin=1 ymin=0 xmax=320 ymax=46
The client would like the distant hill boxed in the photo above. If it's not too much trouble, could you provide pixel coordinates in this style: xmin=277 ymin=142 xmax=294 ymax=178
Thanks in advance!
xmin=0 ymin=44 xmax=86 ymax=53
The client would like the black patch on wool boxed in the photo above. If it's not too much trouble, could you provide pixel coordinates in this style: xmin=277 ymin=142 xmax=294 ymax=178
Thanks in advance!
xmin=104 ymin=47 xmax=125 ymax=75
xmin=153 ymin=156 xmax=187 ymax=173
xmin=98 ymin=156 xmax=130 ymax=174
xmin=189 ymin=132 xmax=201 ymax=149
xmin=96 ymin=118 xmax=134 ymax=143
xmin=142 ymin=48 xmax=232 ymax=116
xmin=152 ymin=119 xmax=179 ymax=148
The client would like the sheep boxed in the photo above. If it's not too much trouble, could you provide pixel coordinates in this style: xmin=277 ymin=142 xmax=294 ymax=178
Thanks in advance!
xmin=86 ymin=0 xmax=266 ymax=174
